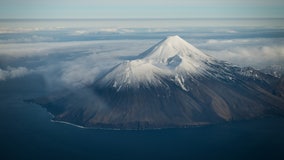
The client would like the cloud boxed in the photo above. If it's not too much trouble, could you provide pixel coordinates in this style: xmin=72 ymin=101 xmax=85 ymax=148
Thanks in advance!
xmin=0 ymin=41 xmax=98 ymax=58
xmin=0 ymin=66 xmax=30 ymax=81
xmin=98 ymin=28 xmax=135 ymax=33
xmin=1 ymin=25 xmax=284 ymax=89
xmin=0 ymin=37 xmax=157 ymax=88
xmin=0 ymin=26 xmax=64 ymax=34
xmin=228 ymin=45 xmax=284 ymax=67
xmin=200 ymin=38 xmax=284 ymax=67
xmin=69 ymin=28 xmax=136 ymax=36
xmin=60 ymin=62 xmax=102 ymax=88
xmin=206 ymin=39 xmax=250 ymax=45
xmin=0 ymin=35 xmax=54 ymax=43
xmin=70 ymin=30 xmax=89 ymax=36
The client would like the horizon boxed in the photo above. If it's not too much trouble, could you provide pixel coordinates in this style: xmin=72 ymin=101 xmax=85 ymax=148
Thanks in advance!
xmin=1 ymin=18 xmax=284 ymax=20
xmin=1 ymin=18 xmax=284 ymax=29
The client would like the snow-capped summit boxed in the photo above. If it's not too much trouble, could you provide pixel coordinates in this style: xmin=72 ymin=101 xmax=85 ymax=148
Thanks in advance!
xmin=100 ymin=36 xmax=214 ymax=89
xmin=141 ymin=35 xmax=212 ymax=73
xmin=141 ymin=35 xmax=210 ymax=63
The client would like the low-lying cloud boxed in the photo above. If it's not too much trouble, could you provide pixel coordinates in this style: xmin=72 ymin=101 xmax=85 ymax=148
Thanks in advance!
xmin=0 ymin=66 xmax=30 ymax=81
xmin=198 ymin=38 xmax=284 ymax=67
xmin=206 ymin=45 xmax=284 ymax=67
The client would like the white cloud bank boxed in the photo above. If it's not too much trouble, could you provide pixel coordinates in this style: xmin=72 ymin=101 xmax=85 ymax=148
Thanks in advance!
xmin=0 ymin=66 xmax=30 ymax=81
xmin=198 ymin=38 xmax=284 ymax=67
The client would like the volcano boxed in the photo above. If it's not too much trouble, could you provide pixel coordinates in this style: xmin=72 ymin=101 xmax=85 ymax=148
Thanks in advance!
xmin=31 ymin=36 xmax=284 ymax=129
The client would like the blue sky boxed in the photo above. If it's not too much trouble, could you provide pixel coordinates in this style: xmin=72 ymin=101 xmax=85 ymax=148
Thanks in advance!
xmin=0 ymin=0 xmax=284 ymax=19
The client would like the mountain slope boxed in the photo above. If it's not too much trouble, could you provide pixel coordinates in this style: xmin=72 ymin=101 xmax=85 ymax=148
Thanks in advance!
xmin=30 ymin=36 xmax=284 ymax=129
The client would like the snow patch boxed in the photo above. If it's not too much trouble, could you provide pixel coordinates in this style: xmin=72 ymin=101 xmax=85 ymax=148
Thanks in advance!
xmin=175 ymin=74 xmax=188 ymax=91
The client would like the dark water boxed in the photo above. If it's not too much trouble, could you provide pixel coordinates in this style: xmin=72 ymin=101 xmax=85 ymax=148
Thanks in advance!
xmin=1 ymin=75 xmax=284 ymax=160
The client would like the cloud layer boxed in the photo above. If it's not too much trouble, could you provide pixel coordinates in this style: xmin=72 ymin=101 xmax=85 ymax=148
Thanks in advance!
xmin=1 ymin=22 xmax=284 ymax=89
xmin=198 ymin=38 xmax=284 ymax=67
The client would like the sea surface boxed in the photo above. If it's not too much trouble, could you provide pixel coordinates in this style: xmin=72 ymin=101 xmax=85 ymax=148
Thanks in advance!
xmin=0 ymin=75 xmax=284 ymax=160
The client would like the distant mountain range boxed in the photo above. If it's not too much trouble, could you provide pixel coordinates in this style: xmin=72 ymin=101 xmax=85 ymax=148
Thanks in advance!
xmin=29 ymin=36 xmax=284 ymax=129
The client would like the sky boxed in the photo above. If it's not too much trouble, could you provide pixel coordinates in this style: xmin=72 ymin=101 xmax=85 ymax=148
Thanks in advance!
xmin=0 ymin=0 xmax=284 ymax=19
